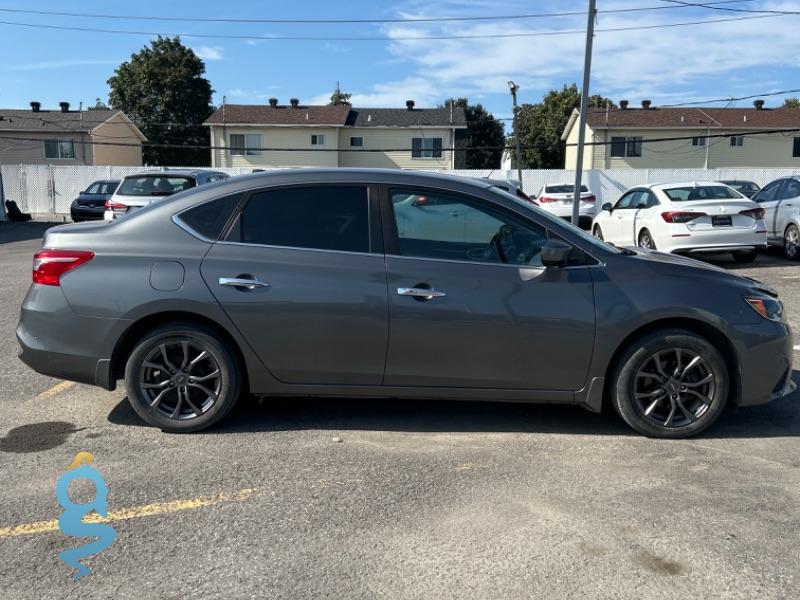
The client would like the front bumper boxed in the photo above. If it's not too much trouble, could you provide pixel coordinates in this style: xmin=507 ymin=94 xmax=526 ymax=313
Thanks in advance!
xmin=735 ymin=320 xmax=795 ymax=406
xmin=70 ymin=203 xmax=105 ymax=221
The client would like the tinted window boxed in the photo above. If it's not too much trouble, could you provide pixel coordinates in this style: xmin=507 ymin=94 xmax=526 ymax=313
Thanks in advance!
xmin=779 ymin=179 xmax=800 ymax=200
xmin=545 ymin=185 xmax=589 ymax=194
xmin=754 ymin=180 xmax=782 ymax=203
xmin=119 ymin=175 xmax=195 ymax=196
xmin=663 ymin=186 xmax=741 ymax=201
xmin=390 ymin=189 xmax=553 ymax=266
xmin=177 ymin=193 xmax=242 ymax=240
xmin=230 ymin=186 xmax=369 ymax=253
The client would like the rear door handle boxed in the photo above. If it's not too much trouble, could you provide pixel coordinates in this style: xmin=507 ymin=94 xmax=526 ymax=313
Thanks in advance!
xmin=219 ymin=277 xmax=270 ymax=290
xmin=397 ymin=287 xmax=446 ymax=300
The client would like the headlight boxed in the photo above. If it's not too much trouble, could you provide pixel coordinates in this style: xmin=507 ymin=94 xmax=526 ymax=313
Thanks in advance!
xmin=745 ymin=296 xmax=783 ymax=322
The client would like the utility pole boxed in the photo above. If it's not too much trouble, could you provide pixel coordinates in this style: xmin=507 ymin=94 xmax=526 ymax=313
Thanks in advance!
xmin=508 ymin=81 xmax=523 ymax=190
xmin=572 ymin=0 xmax=597 ymax=227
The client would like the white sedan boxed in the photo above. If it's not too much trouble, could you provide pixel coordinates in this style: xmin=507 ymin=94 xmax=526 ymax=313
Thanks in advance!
xmin=533 ymin=183 xmax=597 ymax=230
xmin=592 ymin=182 xmax=768 ymax=263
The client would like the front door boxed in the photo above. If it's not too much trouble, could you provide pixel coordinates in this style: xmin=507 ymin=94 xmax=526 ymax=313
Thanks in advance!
xmin=381 ymin=187 xmax=596 ymax=391
xmin=200 ymin=184 xmax=388 ymax=385
xmin=776 ymin=178 xmax=800 ymax=238
xmin=753 ymin=179 xmax=784 ymax=239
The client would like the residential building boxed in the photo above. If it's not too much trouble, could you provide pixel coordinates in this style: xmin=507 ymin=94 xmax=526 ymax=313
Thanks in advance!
xmin=204 ymin=99 xmax=467 ymax=170
xmin=0 ymin=102 xmax=146 ymax=166
xmin=562 ymin=100 xmax=800 ymax=170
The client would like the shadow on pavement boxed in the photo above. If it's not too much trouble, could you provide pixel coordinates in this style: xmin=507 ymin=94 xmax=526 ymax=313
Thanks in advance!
xmin=107 ymin=371 xmax=800 ymax=439
xmin=701 ymin=247 xmax=797 ymax=270
xmin=0 ymin=222 xmax=60 ymax=245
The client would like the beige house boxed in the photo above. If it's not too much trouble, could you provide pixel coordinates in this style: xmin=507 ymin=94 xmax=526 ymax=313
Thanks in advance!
xmin=204 ymin=100 xmax=467 ymax=170
xmin=0 ymin=102 xmax=145 ymax=166
xmin=562 ymin=100 xmax=800 ymax=170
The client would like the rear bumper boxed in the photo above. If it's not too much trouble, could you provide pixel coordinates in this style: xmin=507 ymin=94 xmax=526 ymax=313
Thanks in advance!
xmin=667 ymin=227 xmax=767 ymax=253
xmin=735 ymin=320 xmax=795 ymax=407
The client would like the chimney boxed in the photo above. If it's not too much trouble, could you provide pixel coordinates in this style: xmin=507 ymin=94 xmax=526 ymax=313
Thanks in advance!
xmin=30 ymin=101 xmax=41 ymax=112
xmin=619 ymin=99 xmax=629 ymax=110
xmin=59 ymin=101 xmax=70 ymax=113
xmin=641 ymin=99 xmax=652 ymax=110
xmin=754 ymin=99 xmax=765 ymax=110
xmin=290 ymin=97 xmax=299 ymax=108
xmin=268 ymin=97 xmax=278 ymax=107
xmin=406 ymin=100 xmax=415 ymax=110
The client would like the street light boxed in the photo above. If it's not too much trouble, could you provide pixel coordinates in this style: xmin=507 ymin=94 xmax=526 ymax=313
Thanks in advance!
xmin=508 ymin=81 xmax=523 ymax=190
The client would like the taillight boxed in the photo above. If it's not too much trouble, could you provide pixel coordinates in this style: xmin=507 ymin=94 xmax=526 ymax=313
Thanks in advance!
xmin=740 ymin=207 xmax=765 ymax=220
xmin=661 ymin=211 xmax=707 ymax=224
xmin=104 ymin=200 xmax=128 ymax=210
xmin=32 ymin=249 xmax=95 ymax=286
xmin=538 ymin=195 xmax=558 ymax=203
xmin=581 ymin=194 xmax=596 ymax=203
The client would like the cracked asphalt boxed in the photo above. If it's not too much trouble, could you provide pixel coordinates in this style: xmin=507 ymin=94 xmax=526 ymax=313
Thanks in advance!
xmin=1 ymin=222 xmax=799 ymax=599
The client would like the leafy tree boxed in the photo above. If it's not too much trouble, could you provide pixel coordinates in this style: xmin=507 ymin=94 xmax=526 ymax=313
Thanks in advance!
xmin=783 ymin=97 xmax=800 ymax=108
xmin=108 ymin=36 xmax=214 ymax=166
xmin=88 ymin=98 xmax=110 ymax=111
xmin=514 ymin=84 xmax=614 ymax=169
xmin=329 ymin=82 xmax=352 ymax=105
xmin=441 ymin=98 xmax=505 ymax=169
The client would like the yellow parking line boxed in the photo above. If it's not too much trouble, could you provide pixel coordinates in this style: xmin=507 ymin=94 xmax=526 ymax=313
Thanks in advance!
xmin=0 ymin=487 xmax=263 ymax=538
xmin=34 ymin=381 xmax=75 ymax=400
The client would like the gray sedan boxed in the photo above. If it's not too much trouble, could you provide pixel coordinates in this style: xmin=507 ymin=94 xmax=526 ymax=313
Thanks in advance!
xmin=17 ymin=169 xmax=795 ymax=438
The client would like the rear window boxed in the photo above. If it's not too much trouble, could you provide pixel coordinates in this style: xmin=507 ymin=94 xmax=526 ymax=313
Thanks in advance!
xmin=545 ymin=185 xmax=589 ymax=194
xmin=118 ymin=175 xmax=196 ymax=197
xmin=176 ymin=193 xmax=243 ymax=240
xmin=722 ymin=181 xmax=760 ymax=193
xmin=663 ymin=186 xmax=742 ymax=201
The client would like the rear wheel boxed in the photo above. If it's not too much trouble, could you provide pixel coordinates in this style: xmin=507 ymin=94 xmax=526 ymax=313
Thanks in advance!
xmin=593 ymin=225 xmax=604 ymax=241
xmin=784 ymin=224 xmax=800 ymax=260
xmin=124 ymin=323 xmax=241 ymax=432
xmin=732 ymin=250 xmax=758 ymax=263
xmin=638 ymin=229 xmax=656 ymax=250
xmin=611 ymin=329 xmax=729 ymax=438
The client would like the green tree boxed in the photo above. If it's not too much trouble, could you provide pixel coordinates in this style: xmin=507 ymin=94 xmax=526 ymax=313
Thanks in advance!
xmin=441 ymin=98 xmax=505 ymax=169
xmin=329 ymin=82 xmax=352 ymax=105
xmin=783 ymin=97 xmax=800 ymax=108
xmin=514 ymin=84 xmax=614 ymax=169
xmin=88 ymin=98 xmax=110 ymax=110
xmin=108 ymin=36 xmax=214 ymax=166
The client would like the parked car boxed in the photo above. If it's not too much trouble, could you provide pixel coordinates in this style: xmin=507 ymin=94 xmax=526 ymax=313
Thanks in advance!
xmin=592 ymin=182 xmax=768 ymax=263
xmin=18 ymin=169 xmax=794 ymax=438
xmin=751 ymin=177 xmax=800 ymax=260
xmin=104 ymin=170 xmax=229 ymax=220
xmin=533 ymin=183 xmax=597 ymax=229
xmin=70 ymin=180 xmax=120 ymax=222
xmin=718 ymin=180 xmax=760 ymax=199
xmin=482 ymin=178 xmax=538 ymax=206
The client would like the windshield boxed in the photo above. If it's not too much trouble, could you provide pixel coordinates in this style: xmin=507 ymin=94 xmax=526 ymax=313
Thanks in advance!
xmin=663 ymin=186 xmax=743 ymax=202
xmin=545 ymin=185 xmax=589 ymax=194
xmin=722 ymin=181 xmax=760 ymax=193
xmin=118 ymin=175 xmax=196 ymax=197
xmin=86 ymin=181 xmax=119 ymax=194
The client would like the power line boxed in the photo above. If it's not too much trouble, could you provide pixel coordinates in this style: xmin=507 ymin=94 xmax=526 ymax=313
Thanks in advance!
xmin=0 ymin=1 xmax=757 ymax=24
xmin=0 ymin=13 xmax=784 ymax=41
xmin=659 ymin=1 xmax=800 ymax=16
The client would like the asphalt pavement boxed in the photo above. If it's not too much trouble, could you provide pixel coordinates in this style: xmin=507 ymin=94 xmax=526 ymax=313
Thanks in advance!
xmin=1 ymin=221 xmax=799 ymax=599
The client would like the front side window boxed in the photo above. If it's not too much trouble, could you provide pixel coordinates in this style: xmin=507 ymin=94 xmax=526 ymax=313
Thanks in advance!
xmin=754 ymin=180 xmax=783 ymax=203
xmin=311 ymin=134 xmax=326 ymax=146
xmin=411 ymin=137 xmax=443 ymax=159
xmin=44 ymin=139 xmax=75 ymax=159
xmin=614 ymin=190 xmax=639 ymax=209
xmin=228 ymin=186 xmax=369 ymax=253
xmin=610 ymin=136 xmax=642 ymax=158
xmin=118 ymin=175 xmax=195 ymax=196
xmin=230 ymin=134 xmax=262 ymax=156
xmin=730 ymin=135 xmax=745 ymax=147
xmin=390 ymin=189 xmax=554 ymax=266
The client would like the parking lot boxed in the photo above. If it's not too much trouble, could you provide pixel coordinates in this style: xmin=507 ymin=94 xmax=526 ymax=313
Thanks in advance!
xmin=1 ymin=221 xmax=799 ymax=599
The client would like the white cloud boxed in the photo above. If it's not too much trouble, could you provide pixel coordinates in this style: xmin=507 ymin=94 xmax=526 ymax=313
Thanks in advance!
xmin=194 ymin=46 xmax=224 ymax=61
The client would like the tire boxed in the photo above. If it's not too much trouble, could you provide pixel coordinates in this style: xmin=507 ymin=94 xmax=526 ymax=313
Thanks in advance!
xmin=638 ymin=229 xmax=656 ymax=250
xmin=732 ymin=250 xmax=758 ymax=263
xmin=784 ymin=223 xmax=800 ymax=261
xmin=593 ymin=225 xmax=604 ymax=241
xmin=124 ymin=323 xmax=241 ymax=432
xmin=611 ymin=329 xmax=729 ymax=438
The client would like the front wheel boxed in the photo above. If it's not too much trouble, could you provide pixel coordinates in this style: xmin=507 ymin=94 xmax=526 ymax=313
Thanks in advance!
xmin=593 ymin=225 xmax=604 ymax=241
xmin=124 ymin=323 xmax=241 ymax=432
xmin=611 ymin=329 xmax=729 ymax=438
xmin=784 ymin=224 xmax=800 ymax=260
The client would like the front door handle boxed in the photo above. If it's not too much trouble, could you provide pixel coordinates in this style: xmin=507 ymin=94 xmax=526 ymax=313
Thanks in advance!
xmin=397 ymin=287 xmax=446 ymax=300
xmin=219 ymin=276 xmax=270 ymax=290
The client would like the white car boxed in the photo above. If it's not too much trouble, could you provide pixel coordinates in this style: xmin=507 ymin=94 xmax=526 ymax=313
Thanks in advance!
xmin=104 ymin=170 xmax=229 ymax=220
xmin=592 ymin=182 xmax=768 ymax=262
xmin=533 ymin=183 xmax=597 ymax=229
xmin=752 ymin=176 xmax=800 ymax=260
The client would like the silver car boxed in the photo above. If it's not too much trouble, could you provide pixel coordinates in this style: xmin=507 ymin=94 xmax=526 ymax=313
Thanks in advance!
xmin=752 ymin=177 xmax=800 ymax=260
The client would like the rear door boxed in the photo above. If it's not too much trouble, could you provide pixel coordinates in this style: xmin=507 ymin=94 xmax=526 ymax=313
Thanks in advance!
xmin=200 ymin=184 xmax=389 ymax=385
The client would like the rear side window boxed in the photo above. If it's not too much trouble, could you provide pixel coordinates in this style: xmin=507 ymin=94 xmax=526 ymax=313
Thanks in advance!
xmin=228 ymin=186 xmax=369 ymax=253
xmin=177 ymin=193 xmax=242 ymax=240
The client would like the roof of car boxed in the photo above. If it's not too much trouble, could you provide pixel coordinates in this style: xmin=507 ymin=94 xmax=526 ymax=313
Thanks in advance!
xmin=122 ymin=170 xmax=227 ymax=179
xmin=647 ymin=181 xmax=733 ymax=190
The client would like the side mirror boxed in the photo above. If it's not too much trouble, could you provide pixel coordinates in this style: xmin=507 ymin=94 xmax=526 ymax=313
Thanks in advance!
xmin=541 ymin=239 xmax=573 ymax=268
xmin=602 ymin=203 xmax=613 ymax=212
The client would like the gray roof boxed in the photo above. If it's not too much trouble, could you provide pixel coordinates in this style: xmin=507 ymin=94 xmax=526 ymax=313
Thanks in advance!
xmin=0 ymin=109 xmax=121 ymax=132
xmin=346 ymin=106 xmax=467 ymax=128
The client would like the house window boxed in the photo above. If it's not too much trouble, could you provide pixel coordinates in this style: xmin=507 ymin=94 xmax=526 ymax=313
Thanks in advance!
xmin=350 ymin=136 xmax=364 ymax=147
xmin=44 ymin=139 xmax=75 ymax=159
xmin=793 ymin=138 xmax=800 ymax=158
xmin=230 ymin=133 xmax=262 ymax=156
xmin=610 ymin=136 xmax=642 ymax=158
xmin=412 ymin=137 xmax=443 ymax=159
xmin=730 ymin=135 xmax=745 ymax=147
xmin=311 ymin=134 xmax=326 ymax=146
xmin=692 ymin=136 xmax=707 ymax=147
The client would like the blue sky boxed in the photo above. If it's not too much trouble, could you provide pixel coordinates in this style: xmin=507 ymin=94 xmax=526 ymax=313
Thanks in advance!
xmin=0 ymin=0 xmax=798 ymax=125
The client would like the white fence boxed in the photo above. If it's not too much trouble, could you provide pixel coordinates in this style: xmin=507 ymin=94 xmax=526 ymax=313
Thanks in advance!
xmin=3 ymin=164 xmax=800 ymax=220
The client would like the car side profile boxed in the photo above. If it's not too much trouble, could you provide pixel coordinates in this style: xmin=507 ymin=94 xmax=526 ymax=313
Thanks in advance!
xmin=751 ymin=176 xmax=800 ymax=260
xmin=17 ymin=169 xmax=794 ymax=438
xmin=592 ymin=182 xmax=767 ymax=262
